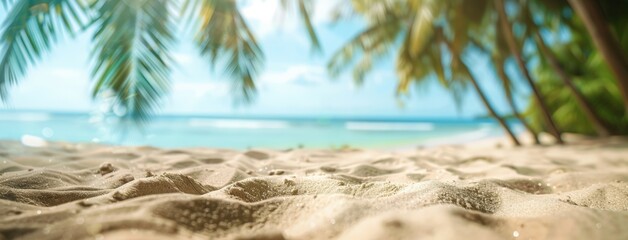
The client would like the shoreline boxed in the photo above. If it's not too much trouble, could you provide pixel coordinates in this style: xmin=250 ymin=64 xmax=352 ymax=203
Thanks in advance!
xmin=0 ymin=112 xmax=509 ymax=150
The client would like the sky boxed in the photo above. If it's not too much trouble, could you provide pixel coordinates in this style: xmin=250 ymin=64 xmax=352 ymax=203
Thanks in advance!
xmin=0 ymin=0 xmax=530 ymax=119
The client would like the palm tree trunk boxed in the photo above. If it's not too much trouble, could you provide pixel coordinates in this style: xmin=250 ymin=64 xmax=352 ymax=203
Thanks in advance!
xmin=532 ymin=29 xmax=612 ymax=137
xmin=495 ymin=0 xmax=564 ymax=144
xmin=567 ymin=0 xmax=628 ymax=114
xmin=494 ymin=58 xmax=541 ymax=144
xmin=441 ymin=37 xmax=521 ymax=146
xmin=462 ymin=58 xmax=521 ymax=146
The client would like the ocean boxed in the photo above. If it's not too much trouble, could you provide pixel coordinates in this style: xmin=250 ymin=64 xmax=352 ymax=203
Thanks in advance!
xmin=0 ymin=111 xmax=520 ymax=149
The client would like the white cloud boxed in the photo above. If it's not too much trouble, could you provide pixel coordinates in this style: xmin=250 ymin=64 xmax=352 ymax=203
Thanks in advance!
xmin=163 ymin=81 xmax=233 ymax=114
xmin=260 ymin=65 xmax=327 ymax=85
xmin=240 ymin=0 xmax=283 ymax=37
xmin=172 ymin=53 xmax=194 ymax=65
xmin=9 ymin=67 xmax=93 ymax=110
xmin=311 ymin=0 xmax=339 ymax=24
xmin=240 ymin=0 xmax=339 ymax=37
xmin=172 ymin=81 xmax=230 ymax=99
xmin=50 ymin=68 xmax=84 ymax=80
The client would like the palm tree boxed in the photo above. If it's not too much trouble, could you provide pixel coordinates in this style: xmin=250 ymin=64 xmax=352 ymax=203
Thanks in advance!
xmin=440 ymin=31 xmax=521 ymax=146
xmin=0 ymin=0 xmax=86 ymax=102
xmin=567 ymin=0 xmax=628 ymax=114
xmin=0 ymin=0 xmax=319 ymax=123
xmin=522 ymin=6 xmax=612 ymax=137
xmin=494 ymin=0 xmax=564 ymax=144
xmin=492 ymin=54 xmax=541 ymax=144
xmin=467 ymin=17 xmax=541 ymax=144
xmin=90 ymin=0 xmax=176 ymax=122
xmin=531 ymin=44 xmax=628 ymax=135
xmin=328 ymin=0 xmax=522 ymax=146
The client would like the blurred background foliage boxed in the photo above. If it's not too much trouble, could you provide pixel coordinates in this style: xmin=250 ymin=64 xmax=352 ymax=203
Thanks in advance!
xmin=526 ymin=0 xmax=628 ymax=135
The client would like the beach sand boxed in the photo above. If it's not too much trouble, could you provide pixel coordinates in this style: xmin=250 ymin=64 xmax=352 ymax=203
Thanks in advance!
xmin=1 ymin=136 xmax=628 ymax=239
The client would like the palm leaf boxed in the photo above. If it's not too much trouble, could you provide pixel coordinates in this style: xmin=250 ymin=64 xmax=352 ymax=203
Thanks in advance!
xmin=186 ymin=0 xmax=263 ymax=104
xmin=351 ymin=0 xmax=404 ymax=24
xmin=296 ymin=0 xmax=321 ymax=53
xmin=397 ymin=28 xmax=456 ymax=96
xmin=428 ymin=43 xmax=446 ymax=86
xmin=0 ymin=0 xmax=86 ymax=101
xmin=328 ymin=16 xmax=401 ymax=83
xmin=408 ymin=0 xmax=437 ymax=57
xmin=279 ymin=0 xmax=321 ymax=53
xmin=396 ymin=32 xmax=433 ymax=95
xmin=0 ymin=0 xmax=16 ymax=9
xmin=395 ymin=43 xmax=415 ymax=95
xmin=90 ymin=0 xmax=174 ymax=123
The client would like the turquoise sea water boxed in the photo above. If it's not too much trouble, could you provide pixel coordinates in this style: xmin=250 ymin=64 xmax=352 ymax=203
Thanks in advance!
xmin=0 ymin=112 xmax=520 ymax=149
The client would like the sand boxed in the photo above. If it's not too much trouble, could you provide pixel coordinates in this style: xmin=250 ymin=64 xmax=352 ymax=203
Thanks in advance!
xmin=1 ymin=136 xmax=628 ymax=240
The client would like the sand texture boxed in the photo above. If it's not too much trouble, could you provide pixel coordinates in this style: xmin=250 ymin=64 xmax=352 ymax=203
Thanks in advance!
xmin=1 ymin=138 xmax=628 ymax=240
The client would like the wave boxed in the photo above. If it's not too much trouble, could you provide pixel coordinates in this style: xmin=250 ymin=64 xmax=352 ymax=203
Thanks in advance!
xmin=187 ymin=119 xmax=290 ymax=129
xmin=345 ymin=121 xmax=435 ymax=132
xmin=0 ymin=113 xmax=51 ymax=122
xmin=21 ymin=134 xmax=48 ymax=147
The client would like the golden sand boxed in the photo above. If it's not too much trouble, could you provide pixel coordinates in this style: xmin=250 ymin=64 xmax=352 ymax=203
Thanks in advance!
xmin=1 ymin=137 xmax=627 ymax=239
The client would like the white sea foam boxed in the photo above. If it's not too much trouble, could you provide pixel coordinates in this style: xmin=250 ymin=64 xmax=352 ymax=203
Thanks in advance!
xmin=188 ymin=119 xmax=290 ymax=129
xmin=345 ymin=122 xmax=435 ymax=131
xmin=21 ymin=135 xmax=47 ymax=147
xmin=416 ymin=125 xmax=498 ymax=147
xmin=0 ymin=113 xmax=51 ymax=122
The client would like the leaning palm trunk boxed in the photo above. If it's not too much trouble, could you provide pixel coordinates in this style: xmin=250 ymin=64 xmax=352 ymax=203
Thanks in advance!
xmin=441 ymin=37 xmax=521 ymax=146
xmin=462 ymin=58 xmax=521 ymax=146
xmin=495 ymin=0 xmax=564 ymax=144
xmin=494 ymin=58 xmax=541 ymax=144
xmin=532 ymin=29 xmax=612 ymax=137
xmin=567 ymin=0 xmax=628 ymax=114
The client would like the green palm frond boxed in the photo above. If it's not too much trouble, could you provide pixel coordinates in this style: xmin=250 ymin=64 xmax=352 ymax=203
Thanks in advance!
xmin=428 ymin=42 xmax=446 ymax=86
xmin=328 ymin=1 xmax=354 ymax=23
xmin=396 ymin=33 xmax=447 ymax=96
xmin=0 ymin=0 xmax=86 ymax=101
xmin=408 ymin=0 xmax=438 ymax=57
xmin=0 ymin=0 xmax=16 ymax=9
xmin=296 ymin=0 xmax=321 ymax=53
xmin=396 ymin=36 xmax=424 ymax=95
xmin=328 ymin=16 xmax=401 ymax=84
xmin=397 ymin=26 xmax=442 ymax=96
xmin=90 ymin=0 xmax=174 ymax=123
xmin=351 ymin=0 xmax=404 ymax=24
xmin=280 ymin=0 xmax=321 ymax=53
xmin=530 ymin=48 xmax=628 ymax=134
xmin=186 ymin=0 xmax=263 ymax=104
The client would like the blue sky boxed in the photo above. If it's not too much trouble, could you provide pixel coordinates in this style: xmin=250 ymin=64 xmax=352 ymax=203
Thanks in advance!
xmin=1 ymin=0 xmax=529 ymax=119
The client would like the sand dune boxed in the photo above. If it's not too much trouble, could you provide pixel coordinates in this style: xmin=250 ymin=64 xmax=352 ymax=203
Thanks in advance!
xmin=1 ymin=138 xmax=628 ymax=239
